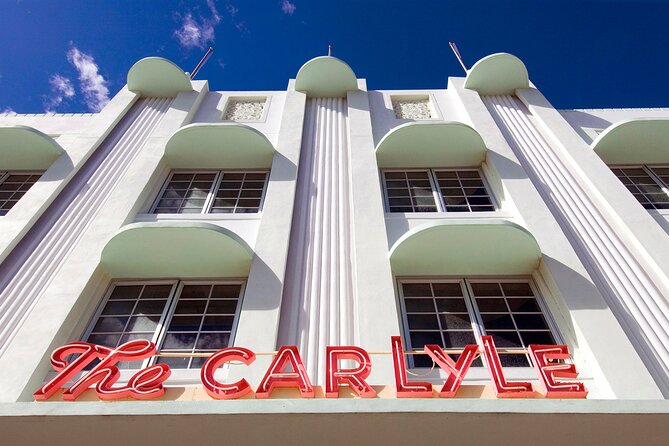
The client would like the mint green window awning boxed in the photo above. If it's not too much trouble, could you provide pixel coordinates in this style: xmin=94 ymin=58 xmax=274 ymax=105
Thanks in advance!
xmin=101 ymin=222 xmax=253 ymax=278
xmin=295 ymin=56 xmax=358 ymax=98
xmin=465 ymin=53 xmax=530 ymax=96
xmin=592 ymin=119 xmax=669 ymax=165
xmin=0 ymin=126 xmax=65 ymax=170
xmin=164 ymin=123 xmax=275 ymax=169
xmin=375 ymin=122 xmax=487 ymax=168
xmin=389 ymin=220 xmax=541 ymax=276
xmin=127 ymin=57 xmax=193 ymax=97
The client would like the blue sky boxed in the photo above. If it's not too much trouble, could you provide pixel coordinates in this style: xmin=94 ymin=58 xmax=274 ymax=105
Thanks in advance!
xmin=1 ymin=0 xmax=668 ymax=113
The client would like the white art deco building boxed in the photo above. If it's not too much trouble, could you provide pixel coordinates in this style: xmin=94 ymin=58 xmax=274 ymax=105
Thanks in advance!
xmin=0 ymin=53 xmax=668 ymax=444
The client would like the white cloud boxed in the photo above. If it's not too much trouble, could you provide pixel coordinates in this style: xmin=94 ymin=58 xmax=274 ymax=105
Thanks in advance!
xmin=1 ymin=106 xmax=16 ymax=114
xmin=66 ymin=46 xmax=110 ymax=112
xmin=174 ymin=1 xmax=221 ymax=50
xmin=43 ymin=74 xmax=75 ymax=112
xmin=281 ymin=0 xmax=296 ymax=15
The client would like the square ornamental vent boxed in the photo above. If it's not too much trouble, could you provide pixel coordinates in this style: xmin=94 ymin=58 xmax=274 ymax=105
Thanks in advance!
xmin=223 ymin=97 xmax=267 ymax=122
xmin=391 ymin=96 xmax=434 ymax=120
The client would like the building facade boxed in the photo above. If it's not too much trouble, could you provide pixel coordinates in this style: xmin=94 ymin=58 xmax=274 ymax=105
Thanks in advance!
xmin=0 ymin=53 xmax=668 ymax=444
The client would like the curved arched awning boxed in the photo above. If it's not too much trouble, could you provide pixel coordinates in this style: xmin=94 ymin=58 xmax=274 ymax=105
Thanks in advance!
xmin=164 ymin=123 xmax=275 ymax=169
xmin=464 ymin=53 xmax=530 ymax=95
xmin=0 ymin=126 xmax=65 ymax=170
xmin=294 ymin=56 xmax=359 ymax=98
xmin=389 ymin=220 xmax=541 ymax=276
xmin=592 ymin=119 xmax=669 ymax=164
xmin=101 ymin=222 xmax=253 ymax=278
xmin=375 ymin=122 xmax=487 ymax=168
xmin=127 ymin=57 xmax=193 ymax=97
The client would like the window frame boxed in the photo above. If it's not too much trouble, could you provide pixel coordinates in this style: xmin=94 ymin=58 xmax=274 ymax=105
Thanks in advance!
xmin=381 ymin=168 xmax=496 ymax=214
xmin=81 ymin=279 xmax=247 ymax=370
xmin=396 ymin=276 xmax=564 ymax=370
xmin=0 ymin=170 xmax=44 ymax=216
xmin=610 ymin=164 xmax=669 ymax=210
xmin=149 ymin=169 xmax=270 ymax=215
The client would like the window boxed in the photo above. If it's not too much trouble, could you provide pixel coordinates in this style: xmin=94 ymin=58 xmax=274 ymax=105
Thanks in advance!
xmin=0 ymin=171 xmax=42 ymax=216
xmin=398 ymin=279 xmax=558 ymax=368
xmin=611 ymin=166 xmax=669 ymax=210
xmin=382 ymin=169 xmax=495 ymax=213
xmin=152 ymin=170 xmax=268 ymax=214
xmin=84 ymin=280 xmax=244 ymax=369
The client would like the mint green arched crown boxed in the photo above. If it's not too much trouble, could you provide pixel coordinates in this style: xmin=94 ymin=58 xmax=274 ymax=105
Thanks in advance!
xmin=464 ymin=53 xmax=530 ymax=95
xmin=592 ymin=119 xmax=669 ymax=164
xmin=375 ymin=122 xmax=487 ymax=168
xmin=295 ymin=56 xmax=359 ymax=98
xmin=0 ymin=126 xmax=65 ymax=170
xmin=389 ymin=220 xmax=541 ymax=276
xmin=101 ymin=222 xmax=253 ymax=278
xmin=164 ymin=123 xmax=275 ymax=169
xmin=127 ymin=57 xmax=193 ymax=97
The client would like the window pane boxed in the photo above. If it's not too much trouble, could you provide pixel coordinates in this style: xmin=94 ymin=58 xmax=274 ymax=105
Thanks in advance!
xmin=470 ymin=283 xmax=503 ymax=296
xmin=153 ymin=172 xmax=215 ymax=214
xmin=488 ymin=331 xmax=523 ymax=348
xmin=91 ymin=317 xmax=128 ymax=333
xmin=439 ymin=313 xmax=471 ymax=329
xmin=442 ymin=331 xmax=477 ymax=347
xmin=404 ymin=298 xmax=436 ymax=313
xmin=435 ymin=170 xmax=493 ymax=212
xmin=162 ymin=332 xmax=198 ymax=349
xmin=196 ymin=333 xmax=230 ymax=350
xmin=402 ymin=283 xmax=432 ymax=297
xmin=164 ymin=316 xmax=202 ymax=332
xmin=206 ymin=299 xmax=238 ymax=315
xmin=0 ymin=172 xmax=41 ymax=215
xmin=506 ymin=298 xmax=541 ymax=313
xmin=134 ymin=300 xmax=168 ymax=315
xmin=159 ymin=282 xmax=242 ymax=369
xmin=481 ymin=313 xmax=515 ymax=330
xmin=435 ymin=298 xmax=468 ymax=312
xmin=126 ymin=315 xmax=160 ymax=332
xmin=174 ymin=299 xmax=208 ymax=314
xmin=612 ymin=167 xmax=669 ymax=210
xmin=212 ymin=285 xmax=242 ymax=298
xmin=410 ymin=331 xmax=442 ymax=347
xmin=513 ymin=314 xmax=549 ymax=330
xmin=432 ymin=283 xmax=463 ymax=297
xmin=407 ymin=314 xmax=439 ymax=329
xmin=109 ymin=285 xmax=143 ymax=300
xmin=180 ymin=285 xmax=212 ymax=299
xmin=475 ymin=298 xmax=508 ymax=312
xmin=383 ymin=171 xmax=437 ymax=213
xmin=210 ymin=172 xmax=268 ymax=214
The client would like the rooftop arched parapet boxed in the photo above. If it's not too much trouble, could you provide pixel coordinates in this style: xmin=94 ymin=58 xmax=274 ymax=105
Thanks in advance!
xmin=591 ymin=119 xmax=669 ymax=164
xmin=389 ymin=219 xmax=541 ymax=276
xmin=100 ymin=222 xmax=253 ymax=278
xmin=127 ymin=57 xmax=193 ymax=97
xmin=0 ymin=125 xmax=65 ymax=170
xmin=164 ymin=123 xmax=275 ymax=169
xmin=464 ymin=53 xmax=530 ymax=95
xmin=294 ymin=56 xmax=359 ymax=98
xmin=375 ymin=121 xmax=487 ymax=168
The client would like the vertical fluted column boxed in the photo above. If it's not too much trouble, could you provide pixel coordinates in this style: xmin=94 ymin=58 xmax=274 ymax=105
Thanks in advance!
xmin=484 ymin=94 xmax=669 ymax=394
xmin=0 ymin=97 xmax=173 ymax=358
xmin=279 ymin=97 xmax=355 ymax=384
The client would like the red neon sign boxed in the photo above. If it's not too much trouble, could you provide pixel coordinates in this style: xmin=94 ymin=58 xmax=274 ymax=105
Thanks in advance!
xmin=34 ymin=340 xmax=170 ymax=401
xmin=35 ymin=337 xmax=587 ymax=400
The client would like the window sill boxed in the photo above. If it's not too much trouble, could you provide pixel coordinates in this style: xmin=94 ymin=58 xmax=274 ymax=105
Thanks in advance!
xmin=136 ymin=213 xmax=263 ymax=222
xmin=384 ymin=211 xmax=513 ymax=220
